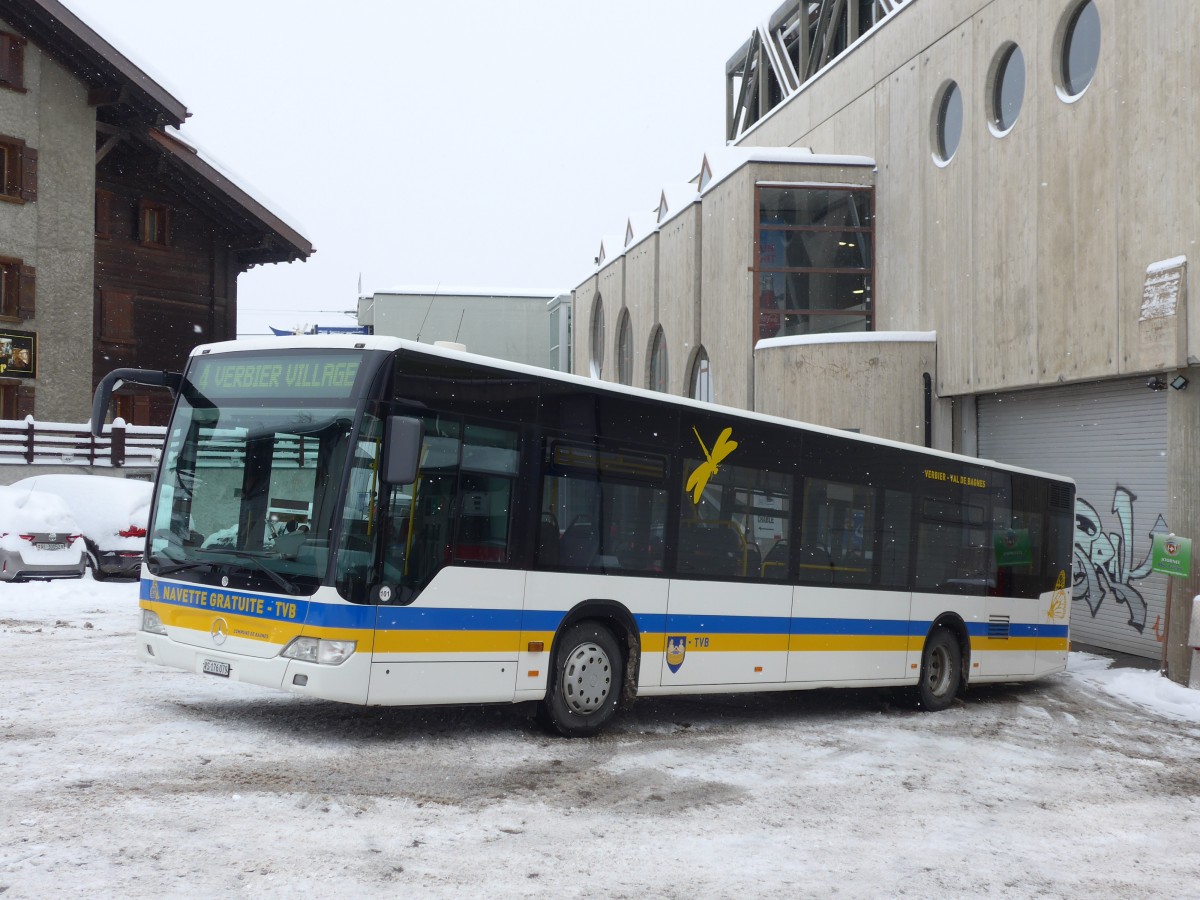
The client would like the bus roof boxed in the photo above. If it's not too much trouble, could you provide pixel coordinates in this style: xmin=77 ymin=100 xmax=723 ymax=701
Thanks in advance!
xmin=190 ymin=335 xmax=1075 ymax=487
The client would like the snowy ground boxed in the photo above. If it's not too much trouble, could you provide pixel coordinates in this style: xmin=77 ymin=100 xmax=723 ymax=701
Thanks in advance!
xmin=3 ymin=579 xmax=1199 ymax=898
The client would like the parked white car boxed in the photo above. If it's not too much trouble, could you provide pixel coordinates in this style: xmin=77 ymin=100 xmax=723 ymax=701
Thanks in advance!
xmin=11 ymin=474 xmax=151 ymax=580
xmin=0 ymin=483 xmax=87 ymax=582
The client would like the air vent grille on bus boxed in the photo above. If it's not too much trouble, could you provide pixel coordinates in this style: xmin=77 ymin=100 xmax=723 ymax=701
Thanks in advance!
xmin=988 ymin=616 xmax=1011 ymax=640
xmin=1049 ymin=482 xmax=1073 ymax=510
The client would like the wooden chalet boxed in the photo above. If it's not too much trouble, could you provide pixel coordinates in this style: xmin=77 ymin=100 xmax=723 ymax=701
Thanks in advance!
xmin=0 ymin=0 xmax=313 ymax=425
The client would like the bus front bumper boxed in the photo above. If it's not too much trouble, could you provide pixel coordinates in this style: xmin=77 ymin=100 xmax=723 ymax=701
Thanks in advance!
xmin=137 ymin=631 xmax=371 ymax=704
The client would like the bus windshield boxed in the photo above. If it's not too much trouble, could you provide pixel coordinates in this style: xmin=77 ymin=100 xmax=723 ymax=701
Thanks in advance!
xmin=147 ymin=349 xmax=370 ymax=595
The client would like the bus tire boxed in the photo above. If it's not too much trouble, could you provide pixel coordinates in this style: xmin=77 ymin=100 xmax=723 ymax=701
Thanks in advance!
xmin=912 ymin=627 xmax=961 ymax=711
xmin=538 ymin=621 xmax=623 ymax=737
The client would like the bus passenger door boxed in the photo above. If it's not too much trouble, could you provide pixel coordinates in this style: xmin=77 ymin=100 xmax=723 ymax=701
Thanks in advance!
xmin=359 ymin=416 xmax=525 ymax=705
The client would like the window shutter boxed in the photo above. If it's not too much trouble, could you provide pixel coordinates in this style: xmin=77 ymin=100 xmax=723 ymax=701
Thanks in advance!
xmin=15 ymin=383 xmax=34 ymax=418
xmin=95 ymin=188 xmax=112 ymax=238
xmin=100 ymin=289 xmax=135 ymax=342
xmin=1 ymin=34 xmax=25 ymax=89
xmin=19 ymin=146 xmax=36 ymax=201
xmin=17 ymin=263 xmax=34 ymax=318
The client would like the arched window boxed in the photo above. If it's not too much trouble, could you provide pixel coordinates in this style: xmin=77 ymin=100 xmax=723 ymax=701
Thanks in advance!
xmin=648 ymin=326 xmax=668 ymax=393
xmin=589 ymin=295 xmax=605 ymax=379
xmin=689 ymin=347 xmax=713 ymax=403
xmin=616 ymin=310 xmax=633 ymax=385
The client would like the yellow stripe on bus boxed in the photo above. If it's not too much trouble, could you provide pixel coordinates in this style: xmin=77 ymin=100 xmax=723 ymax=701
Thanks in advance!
xmin=789 ymin=634 xmax=913 ymax=653
xmin=372 ymin=630 xmax=523 ymax=654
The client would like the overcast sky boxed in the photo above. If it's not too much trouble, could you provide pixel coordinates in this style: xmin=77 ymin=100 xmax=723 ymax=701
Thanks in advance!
xmin=64 ymin=0 xmax=785 ymax=336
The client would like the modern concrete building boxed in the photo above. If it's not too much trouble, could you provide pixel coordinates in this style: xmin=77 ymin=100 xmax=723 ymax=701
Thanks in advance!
xmin=572 ymin=0 xmax=1198 ymax=675
xmin=360 ymin=287 xmax=572 ymax=371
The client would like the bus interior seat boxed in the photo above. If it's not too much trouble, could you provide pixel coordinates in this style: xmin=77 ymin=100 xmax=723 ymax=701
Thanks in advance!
xmin=761 ymin=540 xmax=789 ymax=579
xmin=558 ymin=519 xmax=598 ymax=568
xmin=797 ymin=544 xmax=834 ymax=583
xmin=678 ymin=521 xmax=743 ymax=576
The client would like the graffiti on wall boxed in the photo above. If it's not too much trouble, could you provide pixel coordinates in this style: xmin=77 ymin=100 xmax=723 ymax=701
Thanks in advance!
xmin=1072 ymin=486 xmax=1167 ymax=634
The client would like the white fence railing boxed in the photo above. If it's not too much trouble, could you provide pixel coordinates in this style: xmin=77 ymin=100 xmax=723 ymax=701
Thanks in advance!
xmin=0 ymin=417 xmax=166 ymax=469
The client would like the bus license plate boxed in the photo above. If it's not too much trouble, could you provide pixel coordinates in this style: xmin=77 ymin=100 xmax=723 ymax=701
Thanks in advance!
xmin=203 ymin=659 xmax=231 ymax=677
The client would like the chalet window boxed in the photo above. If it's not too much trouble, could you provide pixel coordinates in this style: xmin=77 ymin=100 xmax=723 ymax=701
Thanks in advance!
xmin=0 ymin=32 xmax=25 ymax=92
xmin=0 ymin=134 xmax=37 ymax=203
xmin=99 ymin=290 xmax=136 ymax=344
xmin=754 ymin=185 xmax=874 ymax=339
xmin=139 ymin=200 xmax=170 ymax=247
xmin=0 ymin=256 xmax=35 ymax=319
xmin=0 ymin=381 xmax=34 ymax=420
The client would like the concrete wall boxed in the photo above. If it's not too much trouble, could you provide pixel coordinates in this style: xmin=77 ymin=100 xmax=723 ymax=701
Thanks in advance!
xmin=655 ymin=204 xmax=701 ymax=396
xmin=622 ymin=234 xmax=658 ymax=387
xmin=738 ymin=0 xmax=1200 ymax=398
xmin=754 ymin=336 xmax=948 ymax=446
xmin=0 ymin=24 xmax=97 ymax=421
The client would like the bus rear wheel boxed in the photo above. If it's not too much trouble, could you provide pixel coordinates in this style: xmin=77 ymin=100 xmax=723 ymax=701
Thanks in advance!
xmin=538 ymin=622 xmax=623 ymax=737
xmin=912 ymin=627 xmax=962 ymax=711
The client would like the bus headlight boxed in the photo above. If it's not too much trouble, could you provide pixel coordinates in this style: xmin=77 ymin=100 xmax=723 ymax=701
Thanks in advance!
xmin=280 ymin=637 xmax=357 ymax=666
xmin=141 ymin=609 xmax=167 ymax=635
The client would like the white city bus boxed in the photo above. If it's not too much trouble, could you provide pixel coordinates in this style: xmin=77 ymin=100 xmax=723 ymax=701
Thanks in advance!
xmin=92 ymin=336 xmax=1074 ymax=736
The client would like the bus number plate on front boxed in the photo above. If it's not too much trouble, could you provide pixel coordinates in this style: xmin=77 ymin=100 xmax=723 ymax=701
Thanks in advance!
xmin=202 ymin=659 xmax=231 ymax=677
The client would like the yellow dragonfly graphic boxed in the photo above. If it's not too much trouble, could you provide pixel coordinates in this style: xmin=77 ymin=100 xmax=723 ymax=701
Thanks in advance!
xmin=686 ymin=426 xmax=738 ymax=505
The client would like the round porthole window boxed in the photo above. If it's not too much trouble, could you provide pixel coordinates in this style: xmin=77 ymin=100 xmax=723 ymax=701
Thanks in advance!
xmin=933 ymin=80 xmax=963 ymax=165
xmin=989 ymin=43 xmax=1025 ymax=135
xmin=1060 ymin=0 xmax=1100 ymax=98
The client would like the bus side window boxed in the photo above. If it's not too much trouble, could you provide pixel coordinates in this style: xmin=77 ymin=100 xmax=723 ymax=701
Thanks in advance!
xmin=538 ymin=439 xmax=668 ymax=574
xmin=678 ymin=454 xmax=791 ymax=581
xmin=799 ymin=478 xmax=875 ymax=586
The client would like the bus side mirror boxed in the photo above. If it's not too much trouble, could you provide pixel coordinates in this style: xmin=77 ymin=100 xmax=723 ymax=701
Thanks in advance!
xmin=382 ymin=416 xmax=423 ymax=485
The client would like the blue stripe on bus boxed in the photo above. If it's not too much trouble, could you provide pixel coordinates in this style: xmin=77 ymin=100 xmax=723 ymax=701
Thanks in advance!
xmin=964 ymin=621 xmax=1069 ymax=639
xmin=376 ymin=607 xmax=526 ymax=631
xmin=144 ymin=578 xmax=1068 ymax=640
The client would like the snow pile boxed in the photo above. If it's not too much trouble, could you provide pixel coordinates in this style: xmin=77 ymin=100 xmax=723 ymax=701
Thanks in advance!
xmin=1065 ymin=651 xmax=1200 ymax=722
xmin=10 ymin=474 xmax=151 ymax=551
xmin=0 ymin=484 xmax=82 ymax=550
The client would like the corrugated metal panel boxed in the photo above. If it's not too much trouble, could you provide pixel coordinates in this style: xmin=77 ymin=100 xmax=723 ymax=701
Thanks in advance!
xmin=978 ymin=379 xmax=1168 ymax=659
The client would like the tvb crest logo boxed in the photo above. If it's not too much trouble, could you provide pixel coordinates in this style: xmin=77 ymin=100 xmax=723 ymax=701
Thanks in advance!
xmin=666 ymin=635 xmax=687 ymax=673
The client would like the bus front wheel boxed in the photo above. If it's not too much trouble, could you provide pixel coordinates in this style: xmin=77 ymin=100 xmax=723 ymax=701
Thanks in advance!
xmin=912 ymin=627 xmax=962 ymax=711
xmin=538 ymin=622 xmax=623 ymax=737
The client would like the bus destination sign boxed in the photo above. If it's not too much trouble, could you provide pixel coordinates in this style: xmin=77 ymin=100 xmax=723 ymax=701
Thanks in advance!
xmin=189 ymin=353 xmax=363 ymax=399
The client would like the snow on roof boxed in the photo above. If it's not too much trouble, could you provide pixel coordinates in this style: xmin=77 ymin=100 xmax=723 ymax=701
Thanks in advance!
xmin=372 ymin=286 xmax=566 ymax=299
xmin=696 ymin=145 xmax=876 ymax=194
xmin=756 ymin=331 xmax=936 ymax=351
xmin=1146 ymin=255 xmax=1187 ymax=274
xmin=596 ymin=235 xmax=626 ymax=270
xmin=159 ymin=127 xmax=312 ymax=248
xmin=624 ymin=210 xmax=660 ymax=249
xmin=657 ymin=183 xmax=700 ymax=225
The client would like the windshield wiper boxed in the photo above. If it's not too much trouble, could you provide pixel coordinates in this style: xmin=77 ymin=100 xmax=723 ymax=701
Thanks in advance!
xmin=149 ymin=559 xmax=217 ymax=578
xmin=215 ymin=549 xmax=300 ymax=595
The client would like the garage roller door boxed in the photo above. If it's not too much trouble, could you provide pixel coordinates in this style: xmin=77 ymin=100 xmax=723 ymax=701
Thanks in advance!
xmin=978 ymin=379 xmax=1168 ymax=658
